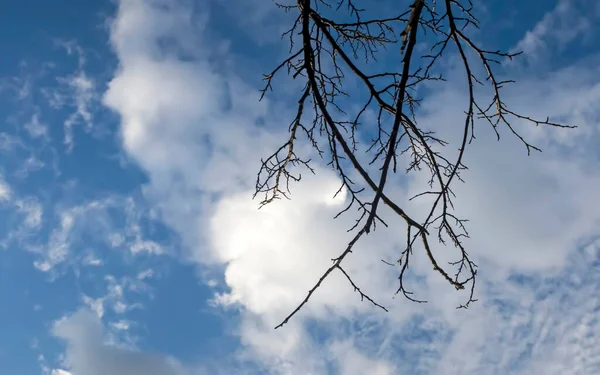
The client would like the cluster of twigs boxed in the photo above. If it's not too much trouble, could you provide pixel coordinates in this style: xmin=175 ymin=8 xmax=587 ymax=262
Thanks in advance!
xmin=254 ymin=0 xmax=574 ymax=329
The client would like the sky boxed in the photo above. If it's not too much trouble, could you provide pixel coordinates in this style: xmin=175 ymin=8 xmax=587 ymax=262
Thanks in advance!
xmin=1 ymin=0 xmax=600 ymax=374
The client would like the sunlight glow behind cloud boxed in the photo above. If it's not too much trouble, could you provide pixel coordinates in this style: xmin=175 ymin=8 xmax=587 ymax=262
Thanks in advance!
xmin=1 ymin=0 xmax=600 ymax=374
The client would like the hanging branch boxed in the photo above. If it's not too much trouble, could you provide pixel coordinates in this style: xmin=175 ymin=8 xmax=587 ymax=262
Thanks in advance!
xmin=255 ymin=0 xmax=575 ymax=329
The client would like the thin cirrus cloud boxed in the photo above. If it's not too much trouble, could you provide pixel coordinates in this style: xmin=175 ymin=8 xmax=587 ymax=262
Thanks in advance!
xmin=0 ymin=174 xmax=11 ymax=201
xmin=512 ymin=0 xmax=600 ymax=61
xmin=25 ymin=0 xmax=600 ymax=374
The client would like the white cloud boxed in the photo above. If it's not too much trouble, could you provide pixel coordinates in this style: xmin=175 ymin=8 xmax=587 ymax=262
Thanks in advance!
xmin=82 ymin=253 xmax=103 ymax=266
xmin=0 ymin=132 xmax=21 ymax=152
xmin=25 ymin=113 xmax=49 ymax=139
xmin=136 ymin=269 xmax=155 ymax=280
xmin=109 ymin=233 xmax=126 ymax=247
xmin=428 ymin=239 xmax=600 ymax=375
xmin=16 ymin=155 xmax=45 ymax=178
xmin=329 ymin=341 xmax=396 ymax=375
xmin=101 ymin=0 xmax=600 ymax=373
xmin=62 ymin=71 xmax=95 ymax=150
xmin=82 ymin=275 xmax=149 ymax=320
xmin=52 ymin=309 xmax=188 ymax=375
xmin=397 ymin=80 xmax=600 ymax=277
xmin=28 ymin=196 xmax=166 ymax=272
xmin=130 ymin=238 xmax=164 ymax=255
xmin=16 ymin=197 xmax=43 ymax=229
xmin=0 ymin=174 xmax=11 ymax=202
xmin=34 ymin=208 xmax=76 ymax=272
xmin=102 ymin=1 xmax=408 ymax=372
xmin=512 ymin=0 xmax=598 ymax=61
xmin=1 ymin=197 xmax=45 ymax=249
xmin=209 ymin=171 xmax=401 ymax=319
xmin=111 ymin=320 xmax=132 ymax=331
xmin=83 ymin=295 xmax=106 ymax=318
xmin=39 ymin=42 xmax=96 ymax=150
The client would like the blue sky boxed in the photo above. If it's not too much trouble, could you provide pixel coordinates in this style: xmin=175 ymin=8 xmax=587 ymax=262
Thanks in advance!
xmin=1 ymin=0 xmax=600 ymax=374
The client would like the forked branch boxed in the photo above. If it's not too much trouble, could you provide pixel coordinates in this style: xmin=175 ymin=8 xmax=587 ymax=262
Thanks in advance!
xmin=256 ymin=0 xmax=575 ymax=329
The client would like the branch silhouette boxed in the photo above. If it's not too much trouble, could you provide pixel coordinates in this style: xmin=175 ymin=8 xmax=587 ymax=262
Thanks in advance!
xmin=254 ymin=0 xmax=575 ymax=329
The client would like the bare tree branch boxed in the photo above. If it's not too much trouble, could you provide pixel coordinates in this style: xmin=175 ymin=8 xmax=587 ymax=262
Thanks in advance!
xmin=256 ymin=0 xmax=575 ymax=329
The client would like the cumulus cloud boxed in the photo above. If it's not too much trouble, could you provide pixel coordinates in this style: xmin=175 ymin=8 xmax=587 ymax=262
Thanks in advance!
xmin=103 ymin=0 xmax=290 ymax=262
xmin=210 ymin=172 xmax=358 ymax=309
xmin=100 ymin=0 xmax=600 ymax=373
xmin=102 ymin=0 xmax=406 ymax=371
xmin=52 ymin=309 xmax=188 ymax=375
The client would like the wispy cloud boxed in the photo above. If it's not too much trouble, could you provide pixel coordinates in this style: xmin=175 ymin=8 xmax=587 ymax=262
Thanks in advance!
xmin=5 ymin=194 xmax=165 ymax=275
xmin=25 ymin=113 xmax=49 ymax=139
xmin=38 ymin=41 xmax=97 ymax=151
xmin=82 ymin=274 xmax=150 ymax=320
xmin=35 ymin=0 xmax=600 ymax=373
xmin=512 ymin=0 xmax=599 ymax=61
xmin=0 ymin=174 xmax=11 ymax=202
xmin=61 ymin=71 xmax=95 ymax=150
xmin=15 ymin=197 xmax=43 ymax=229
